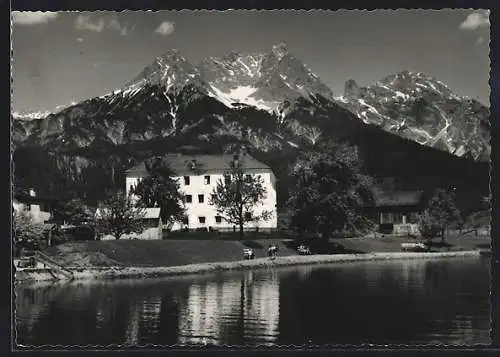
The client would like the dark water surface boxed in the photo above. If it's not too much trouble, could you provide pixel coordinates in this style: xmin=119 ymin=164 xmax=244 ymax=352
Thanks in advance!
xmin=15 ymin=257 xmax=490 ymax=346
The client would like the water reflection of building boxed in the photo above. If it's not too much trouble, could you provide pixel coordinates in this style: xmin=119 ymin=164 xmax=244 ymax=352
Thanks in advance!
xmin=177 ymin=271 xmax=280 ymax=345
xmin=399 ymin=260 xmax=426 ymax=289
xmin=124 ymin=295 xmax=162 ymax=345
xmin=350 ymin=260 xmax=426 ymax=290
xmin=296 ymin=265 xmax=314 ymax=281
xmin=177 ymin=280 xmax=241 ymax=345
xmin=242 ymin=270 xmax=280 ymax=345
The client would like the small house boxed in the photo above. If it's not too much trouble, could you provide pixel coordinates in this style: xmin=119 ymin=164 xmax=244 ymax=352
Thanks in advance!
xmin=94 ymin=207 xmax=162 ymax=240
xmin=134 ymin=207 xmax=163 ymax=240
xmin=373 ymin=188 xmax=424 ymax=236
xmin=13 ymin=189 xmax=57 ymax=224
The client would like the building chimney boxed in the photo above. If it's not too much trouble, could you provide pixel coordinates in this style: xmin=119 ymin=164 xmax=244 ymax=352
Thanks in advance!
xmin=190 ymin=158 xmax=197 ymax=170
xmin=29 ymin=188 xmax=36 ymax=197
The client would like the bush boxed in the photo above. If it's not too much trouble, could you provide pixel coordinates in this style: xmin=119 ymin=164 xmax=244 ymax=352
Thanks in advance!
xmin=418 ymin=209 xmax=440 ymax=241
xmin=52 ymin=225 xmax=96 ymax=244
xmin=13 ymin=211 xmax=49 ymax=251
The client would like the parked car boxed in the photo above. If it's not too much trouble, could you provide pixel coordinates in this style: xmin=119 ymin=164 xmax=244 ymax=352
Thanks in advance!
xmin=243 ymin=248 xmax=255 ymax=260
xmin=401 ymin=242 xmax=429 ymax=252
xmin=297 ymin=244 xmax=311 ymax=255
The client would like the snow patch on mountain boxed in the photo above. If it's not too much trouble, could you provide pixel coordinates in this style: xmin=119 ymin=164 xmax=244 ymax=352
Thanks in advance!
xmin=208 ymin=84 xmax=276 ymax=112
xmin=12 ymin=102 xmax=75 ymax=121
xmin=339 ymin=71 xmax=490 ymax=161
xmin=394 ymin=91 xmax=408 ymax=100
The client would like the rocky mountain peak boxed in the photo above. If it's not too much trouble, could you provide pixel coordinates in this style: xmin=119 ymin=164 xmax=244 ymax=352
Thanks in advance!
xmin=157 ymin=48 xmax=184 ymax=60
xmin=272 ymin=43 xmax=289 ymax=60
xmin=127 ymin=48 xmax=200 ymax=89
xmin=222 ymin=51 xmax=242 ymax=63
xmin=344 ymin=79 xmax=360 ymax=98
xmin=334 ymin=70 xmax=490 ymax=161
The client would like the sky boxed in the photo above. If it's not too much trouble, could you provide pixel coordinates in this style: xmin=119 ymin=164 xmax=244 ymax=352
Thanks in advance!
xmin=12 ymin=9 xmax=490 ymax=112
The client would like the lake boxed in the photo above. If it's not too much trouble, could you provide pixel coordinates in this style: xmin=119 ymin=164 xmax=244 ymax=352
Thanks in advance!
xmin=15 ymin=256 xmax=490 ymax=346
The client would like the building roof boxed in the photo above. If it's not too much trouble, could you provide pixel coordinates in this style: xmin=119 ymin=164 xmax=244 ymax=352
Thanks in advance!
xmin=373 ymin=189 xmax=423 ymax=207
xmin=13 ymin=192 xmax=62 ymax=204
xmin=95 ymin=207 xmax=161 ymax=219
xmin=126 ymin=153 xmax=271 ymax=177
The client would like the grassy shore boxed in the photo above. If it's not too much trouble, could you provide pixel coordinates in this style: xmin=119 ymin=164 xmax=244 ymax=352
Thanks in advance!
xmin=40 ymin=232 xmax=490 ymax=269
xmin=43 ymin=239 xmax=299 ymax=268
xmin=66 ymin=250 xmax=482 ymax=281
xmin=15 ymin=233 xmax=489 ymax=283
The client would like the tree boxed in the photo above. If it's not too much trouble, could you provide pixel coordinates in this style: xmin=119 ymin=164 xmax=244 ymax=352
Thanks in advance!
xmin=305 ymin=126 xmax=323 ymax=145
xmin=94 ymin=191 xmax=146 ymax=240
xmin=52 ymin=198 xmax=94 ymax=225
xmin=417 ymin=209 xmax=441 ymax=243
xmin=131 ymin=158 xmax=185 ymax=230
xmin=423 ymin=188 xmax=461 ymax=243
xmin=13 ymin=211 xmax=49 ymax=251
xmin=209 ymin=157 xmax=271 ymax=238
xmin=286 ymin=143 xmax=375 ymax=240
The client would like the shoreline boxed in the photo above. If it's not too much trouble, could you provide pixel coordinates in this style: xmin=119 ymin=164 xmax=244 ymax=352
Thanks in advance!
xmin=17 ymin=250 xmax=482 ymax=283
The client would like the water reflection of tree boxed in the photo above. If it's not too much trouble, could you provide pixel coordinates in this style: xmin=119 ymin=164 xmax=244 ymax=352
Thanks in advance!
xmin=420 ymin=258 xmax=490 ymax=344
xmin=155 ymin=291 xmax=183 ymax=345
xmin=16 ymin=283 xmax=104 ymax=345
xmin=277 ymin=259 xmax=488 ymax=345
xmin=15 ymin=283 xmax=70 ymax=341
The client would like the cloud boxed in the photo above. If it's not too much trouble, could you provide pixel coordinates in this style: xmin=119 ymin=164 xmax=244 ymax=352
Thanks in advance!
xmin=459 ymin=10 xmax=490 ymax=30
xmin=154 ymin=21 xmax=175 ymax=35
xmin=12 ymin=11 xmax=59 ymax=25
xmin=108 ymin=18 xmax=130 ymax=36
xmin=75 ymin=14 xmax=105 ymax=32
xmin=74 ymin=14 xmax=132 ymax=36
xmin=476 ymin=36 xmax=486 ymax=45
xmin=76 ymin=37 xmax=84 ymax=42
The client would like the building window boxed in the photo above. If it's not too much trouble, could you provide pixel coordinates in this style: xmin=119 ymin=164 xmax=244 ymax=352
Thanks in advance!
xmin=380 ymin=212 xmax=394 ymax=224
xmin=185 ymin=195 xmax=192 ymax=203
xmin=224 ymin=175 xmax=231 ymax=185
xmin=215 ymin=216 xmax=222 ymax=224
xmin=198 ymin=216 xmax=206 ymax=224
xmin=245 ymin=174 xmax=252 ymax=181
xmin=204 ymin=175 xmax=211 ymax=185
xmin=244 ymin=212 xmax=252 ymax=220
xmin=182 ymin=216 xmax=189 ymax=225
xmin=184 ymin=176 xmax=190 ymax=185
xmin=198 ymin=194 xmax=204 ymax=203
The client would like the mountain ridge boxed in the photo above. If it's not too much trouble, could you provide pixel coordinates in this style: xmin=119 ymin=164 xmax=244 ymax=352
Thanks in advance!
xmin=11 ymin=44 xmax=490 ymax=215
xmin=334 ymin=70 xmax=490 ymax=161
xmin=12 ymin=45 xmax=490 ymax=162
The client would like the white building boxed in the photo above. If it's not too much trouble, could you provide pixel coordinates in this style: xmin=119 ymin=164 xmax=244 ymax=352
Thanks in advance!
xmin=125 ymin=153 xmax=278 ymax=232
xmin=13 ymin=188 xmax=52 ymax=224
